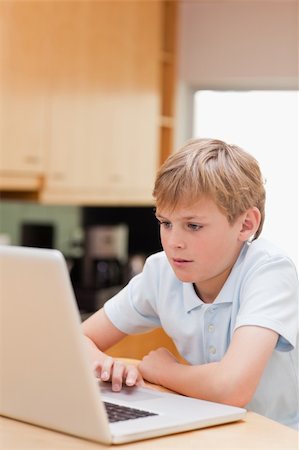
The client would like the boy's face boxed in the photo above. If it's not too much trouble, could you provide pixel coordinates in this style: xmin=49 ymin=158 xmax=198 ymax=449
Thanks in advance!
xmin=155 ymin=196 xmax=246 ymax=303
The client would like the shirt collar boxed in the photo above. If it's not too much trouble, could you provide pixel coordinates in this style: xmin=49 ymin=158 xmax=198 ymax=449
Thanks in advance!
xmin=183 ymin=283 xmax=205 ymax=313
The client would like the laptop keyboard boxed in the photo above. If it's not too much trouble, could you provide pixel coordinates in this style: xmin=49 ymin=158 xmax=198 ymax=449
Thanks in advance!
xmin=104 ymin=401 xmax=158 ymax=423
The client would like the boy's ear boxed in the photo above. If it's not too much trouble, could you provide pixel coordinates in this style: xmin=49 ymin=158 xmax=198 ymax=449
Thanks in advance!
xmin=239 ymin=207 xmax=261 ymax=241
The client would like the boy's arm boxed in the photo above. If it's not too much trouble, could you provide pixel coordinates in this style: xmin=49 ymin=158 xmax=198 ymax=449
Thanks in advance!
xmin=82 ymin=308 xmax=143 ymax=391
xmin=82 ymin=307 xmax=127 ymax=351
xmin=138 ymin=325 xmax=279 ymax=407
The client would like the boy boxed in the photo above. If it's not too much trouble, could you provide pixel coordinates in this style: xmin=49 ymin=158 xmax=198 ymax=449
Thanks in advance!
xmin=82 ymin=138 xmax=298 ymax=428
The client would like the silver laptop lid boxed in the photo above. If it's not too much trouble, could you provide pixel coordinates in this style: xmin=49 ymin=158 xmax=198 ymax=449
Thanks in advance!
xmin=0 ymin=246 xmax=112 ymax=444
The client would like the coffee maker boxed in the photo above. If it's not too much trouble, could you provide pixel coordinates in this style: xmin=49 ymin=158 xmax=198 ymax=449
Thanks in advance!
xmin=73 ymin=224 xmax=128 ymax=313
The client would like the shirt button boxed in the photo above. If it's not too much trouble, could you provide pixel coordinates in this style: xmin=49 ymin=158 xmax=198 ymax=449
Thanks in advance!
xmin=208 ymin=324 xmax=215 ymax=332
xmin=208 ymin=345 xmax=216 ymax=355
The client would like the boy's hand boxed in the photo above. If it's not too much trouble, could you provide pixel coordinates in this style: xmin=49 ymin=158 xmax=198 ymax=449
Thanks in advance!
xmin=138 ymin=347 xmax=179 ymax=386
xmin=94 ymin=356 xmax=144 ymax=391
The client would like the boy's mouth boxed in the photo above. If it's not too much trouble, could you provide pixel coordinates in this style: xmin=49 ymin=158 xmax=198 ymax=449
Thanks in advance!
xmin=172 ymin=257 xmax=193 ymax=266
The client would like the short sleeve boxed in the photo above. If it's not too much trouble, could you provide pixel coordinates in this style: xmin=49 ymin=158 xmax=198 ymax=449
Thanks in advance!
xmin=104 ymin=256 xmax=161 ymax=334
xmin=234 ymin=255 xmax=298 ymax=351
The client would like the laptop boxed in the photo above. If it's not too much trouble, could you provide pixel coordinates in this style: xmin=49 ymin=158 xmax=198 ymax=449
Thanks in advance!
xmin=0 ymin=245 xmax=246 ymax=444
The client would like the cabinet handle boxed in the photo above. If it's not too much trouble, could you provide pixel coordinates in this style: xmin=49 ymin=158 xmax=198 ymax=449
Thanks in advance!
xmin=24 ymin=155 xmax=39 ymax=164
xmin=51 ymin=172 xmax=65 ymax=180
xmin=109 ymin=174 xmax=122 ymax=183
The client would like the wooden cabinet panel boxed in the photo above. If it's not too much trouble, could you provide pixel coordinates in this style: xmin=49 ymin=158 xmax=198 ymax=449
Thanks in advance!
xmin=41 ymin=2 xmax=161 ymax=204
xmin=0 ymin=92 xmax=46 ymax=174
xmin=0 ymin=2 xmax=48 ymax=187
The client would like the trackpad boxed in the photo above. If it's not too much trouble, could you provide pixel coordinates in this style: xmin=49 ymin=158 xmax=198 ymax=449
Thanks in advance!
xmin=99 ymin=382 xmax=164 ymax=402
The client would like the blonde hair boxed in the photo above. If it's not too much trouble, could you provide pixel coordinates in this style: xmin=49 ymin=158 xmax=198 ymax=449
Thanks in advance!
xmin=153 ymin=138 xmax=265 ymax=240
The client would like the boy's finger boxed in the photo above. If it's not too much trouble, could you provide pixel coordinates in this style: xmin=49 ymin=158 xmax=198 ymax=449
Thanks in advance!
xmin=93 ymin=360 xmax=103 ymax=378
xmin=100 ymin=356 xmax=114 ymax=381
xmin=125 ymin=365 xmax=139 ymax=386
xmin=111 ymin=360 xmax=125 ymax=391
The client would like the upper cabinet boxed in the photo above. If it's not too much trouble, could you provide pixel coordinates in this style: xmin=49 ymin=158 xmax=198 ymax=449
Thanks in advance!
xmin=42 ymin=1 xmax=161 ymax=205
xmin=0 ymin=2 xmax=48 ymax=192
xmin=0 ymin=1 xmax=176 ymax=205
xmin=159 ymin=1 xmax=177 ymax=166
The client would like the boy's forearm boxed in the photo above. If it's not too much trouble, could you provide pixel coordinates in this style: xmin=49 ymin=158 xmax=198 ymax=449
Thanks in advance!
xmin=83 ymin=335 xmax=107 ymax=364
xmin=159 ymin=362 xmax=219 ymax=401
xmin=81 ymin=308 xmax=128 ymax=351
xmin=159 ymin=361 xmax=234 ymax=404
xmin=139 ymin=349 xmax=248 ymax=407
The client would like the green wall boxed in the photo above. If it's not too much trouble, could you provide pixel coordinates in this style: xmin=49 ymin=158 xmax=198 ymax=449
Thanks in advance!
xmin=0 ymin=201 xmax=82 ymax=256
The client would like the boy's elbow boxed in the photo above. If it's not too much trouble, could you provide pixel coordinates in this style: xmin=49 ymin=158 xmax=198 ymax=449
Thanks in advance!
xmin=220 ymin=377 xmax=254 ymax=408
xmin=223 ymin=390 xmax=250 ymax=408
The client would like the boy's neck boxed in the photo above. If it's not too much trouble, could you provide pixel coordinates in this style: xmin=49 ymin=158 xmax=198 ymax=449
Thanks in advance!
xmin=193 ymin=247 xmax=243 ymax=303
xmin=193 ymin=275 xmax=228 ymax=303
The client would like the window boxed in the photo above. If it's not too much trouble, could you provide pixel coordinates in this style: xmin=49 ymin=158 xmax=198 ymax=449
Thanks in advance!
xmin=193 ymin=90 xmax=298 ymax=267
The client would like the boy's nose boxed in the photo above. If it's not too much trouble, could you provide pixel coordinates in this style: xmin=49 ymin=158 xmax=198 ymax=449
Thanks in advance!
xmin=167 ymin=230 xmax=185 ymax=249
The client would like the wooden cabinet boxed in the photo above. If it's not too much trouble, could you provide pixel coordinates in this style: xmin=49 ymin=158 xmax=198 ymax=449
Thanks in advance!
xmin=41 ymin=1 xmax=160 ymax=205
xmin=159 ymin=1 xmax=177 ymax=165
xmin=0 ymin=1 xmax=176 ymax=204
xmin=0 ymin=2 xmax=48 ymax=191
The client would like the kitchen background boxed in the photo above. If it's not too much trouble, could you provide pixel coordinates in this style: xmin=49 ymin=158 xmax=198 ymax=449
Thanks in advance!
xmin=0 ymin=0 xmax=297 ymax=315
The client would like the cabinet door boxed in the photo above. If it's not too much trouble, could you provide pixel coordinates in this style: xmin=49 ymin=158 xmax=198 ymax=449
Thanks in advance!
xmin=0 ymin=2 xmax=46 ymax=181
xmin=42 ymin=2 xmax=161 ymax=204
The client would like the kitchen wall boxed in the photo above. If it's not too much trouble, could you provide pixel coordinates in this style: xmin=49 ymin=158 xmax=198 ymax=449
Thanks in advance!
xmin=0 ymin=201 xmax=82 ymax=255
xmin=175 ymin=0 xmax=298 ymax=146
xmin=179 ymin=0 xmax=297 ymax=87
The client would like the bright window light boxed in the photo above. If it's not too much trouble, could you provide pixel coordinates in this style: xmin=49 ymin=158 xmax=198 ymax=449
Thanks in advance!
xmin=193 ymin=90 xmax=298 ymax=267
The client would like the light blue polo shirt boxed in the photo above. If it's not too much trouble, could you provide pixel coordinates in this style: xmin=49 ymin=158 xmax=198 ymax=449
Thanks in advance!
xmin=104 ymin=238 xmax=298 ymax=428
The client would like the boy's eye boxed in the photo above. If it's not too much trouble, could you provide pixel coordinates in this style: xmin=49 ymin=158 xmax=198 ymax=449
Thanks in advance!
xmin=187 ymin=223 xmax=202 ymax=231
xmin=158 ymin=220 xmax=172 ymax=229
